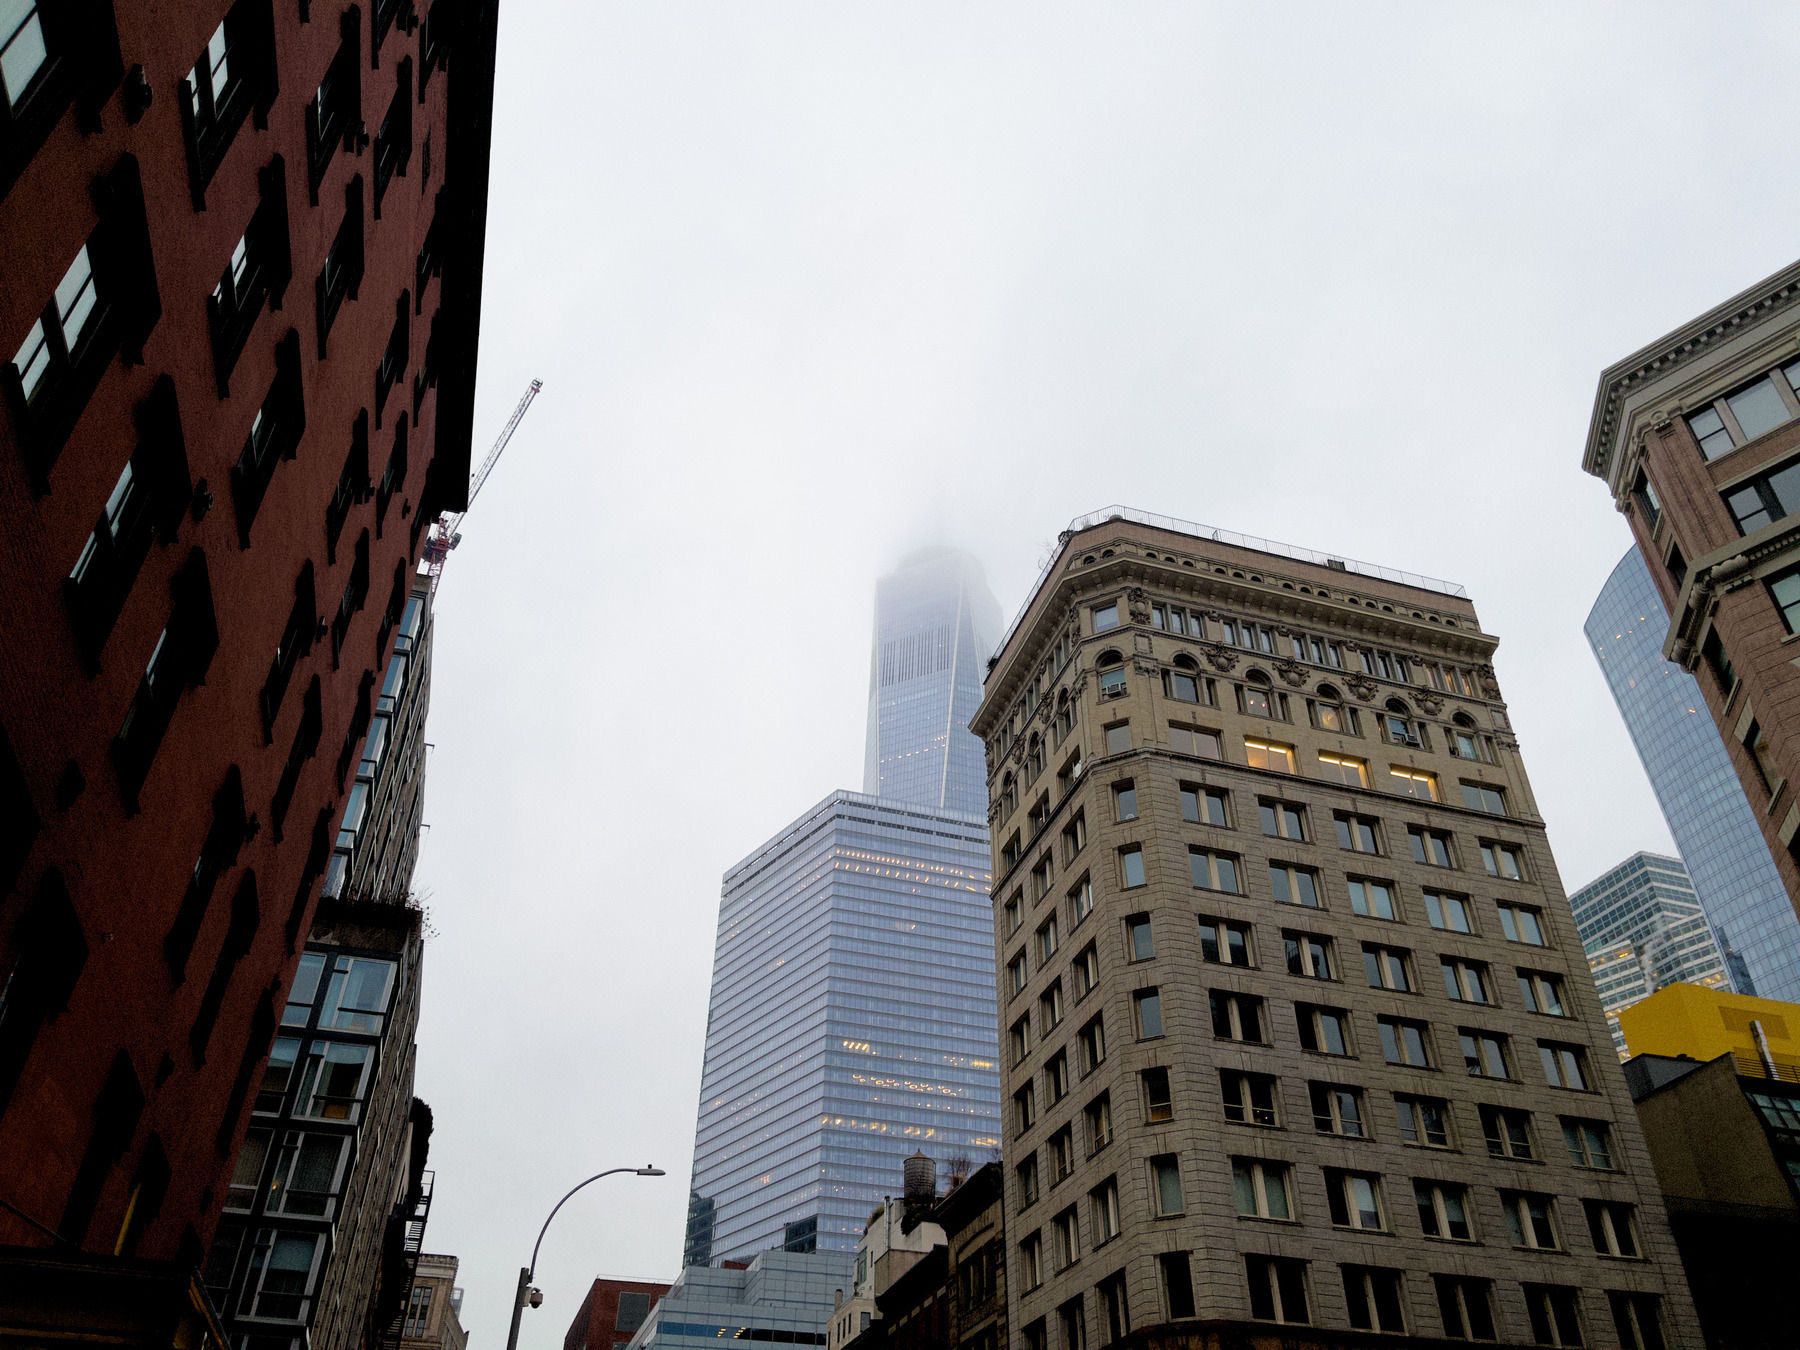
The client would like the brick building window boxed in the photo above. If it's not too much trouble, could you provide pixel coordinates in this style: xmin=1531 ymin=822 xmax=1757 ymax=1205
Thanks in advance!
xmin=64 ymin=377 xmax=191 ymax=670
xmin=372 ymin=57 xmax=412 ymax=215
xmin=209 ymin=156 xmax=291 ymax=396
xmin=1771 ymin=567 xmax=1800 ymax=632
xmin=1687 ymin=362 xmax=1800 ymax=459
xmin=376 ymin=414 xmax=407 ymax=533
xmin=6 ymin=156 xmax=160 ymax=484
xmin=375 ymin=290 xmax=410 ymax=426
xmin=317 ymin=176 xmax=365 ymax=358
xmin=232 ymin=330 xmax=306 ymax=545
xmin=261 ymin=562 xmax=316 ymax=739
xmin=177 ymin=0 xmax=277 ymax=205
xmin=307 ymin=9 xmax=362 ymax=200
xmin=325 ymin=411 xmax=369 ymax=563
xmin=113 ymin=550 xmax=219 ymax=805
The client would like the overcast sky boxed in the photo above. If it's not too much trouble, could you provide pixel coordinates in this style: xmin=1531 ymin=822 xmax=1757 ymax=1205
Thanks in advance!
xmin=408 ymin=5 xmax=1800 ymax=1345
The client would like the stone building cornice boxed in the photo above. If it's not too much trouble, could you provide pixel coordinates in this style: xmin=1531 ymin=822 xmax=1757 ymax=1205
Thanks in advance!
xmin=1584 ymin=258 xmax=1800 ymax=492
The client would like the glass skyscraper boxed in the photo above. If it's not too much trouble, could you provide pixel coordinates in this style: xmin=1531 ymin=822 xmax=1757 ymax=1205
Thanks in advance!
xmin=863 ymin=548 xmax=1004 ymax=815
xmin=685 ymin=553 xmax=1004 ymax=1266
xmin=1585 ymin=548 xmax=1800 ymax=1002
xmin=1568 ymin=851 xmax=1731 ymax=1056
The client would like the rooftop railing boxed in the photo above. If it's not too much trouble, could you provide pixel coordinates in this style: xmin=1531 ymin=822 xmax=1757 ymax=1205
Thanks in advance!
xmin=990 ymin=505 xmax=1470 ymax=676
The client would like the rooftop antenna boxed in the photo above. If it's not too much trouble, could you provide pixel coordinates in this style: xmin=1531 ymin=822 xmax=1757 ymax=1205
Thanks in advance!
xmin=422 ymin=377 xmax=542 ymax=594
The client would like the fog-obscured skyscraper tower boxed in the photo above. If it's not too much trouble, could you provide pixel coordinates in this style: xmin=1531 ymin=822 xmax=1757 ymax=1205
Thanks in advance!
xmin=685 ymin=551 xmax=1002 ymax=1267
xmin=1585 ymin=548 xmax=1800 ymax=1002
xmin=864 ymin=548 xmax=1004 ymax=816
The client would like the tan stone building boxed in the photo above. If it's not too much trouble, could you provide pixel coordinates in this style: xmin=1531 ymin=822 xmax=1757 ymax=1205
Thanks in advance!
xmin=402 ymin=1253 xmax=469 ymax=1350
xmin=972 ymin=509 xmax=1701 ymax=1350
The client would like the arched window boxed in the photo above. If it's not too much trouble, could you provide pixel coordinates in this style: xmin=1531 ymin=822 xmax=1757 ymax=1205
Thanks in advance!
xmin=1452 ymin=711 xmax=1476 ymax=729
xmin=1240 ymin=670 xmax=1281 ymax=720
xmin=1097 ymin=649 xmax=1127 ymax=696
xmin=1173 ymin=653 xmax=1199 ymax=671
xmin=1000 ymin=773 xmax=1018 ymax=818
xmin=1312 ymin=684 xmax=1353 ymax=735
xmin=1027 ymin=733 xmax=1044 ymax=781
xmin=1055 ymin=688 xmax=1074 ymax=740
xmin=1382 ymin=700 xmax=1422 ymax=748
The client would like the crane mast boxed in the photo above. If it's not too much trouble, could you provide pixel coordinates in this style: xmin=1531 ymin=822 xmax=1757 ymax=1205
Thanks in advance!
xmin=422 ymin=377 xmax=541 ymax=592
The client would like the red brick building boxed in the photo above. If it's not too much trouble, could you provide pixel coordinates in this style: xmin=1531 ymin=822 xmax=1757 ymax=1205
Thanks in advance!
xmin=0 ymin=0 xmax=496 ymax=1338
xmin=1585 ymin=260 xmax=1800 ymax=913
xmin=563 ymin=1277 xmax=674 ymax=1350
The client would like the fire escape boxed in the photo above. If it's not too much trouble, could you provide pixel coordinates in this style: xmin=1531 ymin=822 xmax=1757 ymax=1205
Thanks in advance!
xmin=368 ymin=1169 xmax=434 ymax=1350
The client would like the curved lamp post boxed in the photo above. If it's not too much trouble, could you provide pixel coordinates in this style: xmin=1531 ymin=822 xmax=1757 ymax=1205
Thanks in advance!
xmin=505 ymin=1166 xmax=666 ymax=1350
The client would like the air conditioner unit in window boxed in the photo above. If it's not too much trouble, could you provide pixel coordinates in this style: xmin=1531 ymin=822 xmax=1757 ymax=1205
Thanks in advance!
xmin=1403 ymin=735 xmax=1423 ymax=748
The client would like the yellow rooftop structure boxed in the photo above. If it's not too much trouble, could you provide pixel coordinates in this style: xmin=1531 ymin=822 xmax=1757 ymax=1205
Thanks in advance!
xmin=1619 ymin=981 xmax=1800 ymax=1069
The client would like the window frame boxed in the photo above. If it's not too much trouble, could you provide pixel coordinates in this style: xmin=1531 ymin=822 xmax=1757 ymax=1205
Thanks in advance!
xmin=1189 ymin=847 xmax=1242 ymax=894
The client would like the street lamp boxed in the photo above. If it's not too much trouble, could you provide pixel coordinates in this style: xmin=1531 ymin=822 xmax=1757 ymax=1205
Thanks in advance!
xmin=505 ymin=1166 xmax=666 ymax=1350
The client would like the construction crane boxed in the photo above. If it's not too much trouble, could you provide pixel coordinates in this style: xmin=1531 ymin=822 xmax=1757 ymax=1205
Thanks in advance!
xmin=422 ymin=377 xmax=541 ymax=592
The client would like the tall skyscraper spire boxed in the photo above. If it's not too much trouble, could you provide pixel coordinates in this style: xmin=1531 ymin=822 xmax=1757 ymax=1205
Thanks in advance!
xmin=863 ymin=548 xmax=1003 ymax=814
xmin=684 ymin=549 xmax=1001 ymax=1268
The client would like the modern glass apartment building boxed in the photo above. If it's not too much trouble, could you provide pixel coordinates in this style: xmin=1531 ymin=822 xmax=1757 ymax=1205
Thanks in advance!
xmin=685 ymin=792 xmax=999 ymax=1264
xmin=1585 ymin=548 xmax=1800 ymax=1002
xmin=1568 ymin=851 xmax=1732 ymax=1055
xmin=863 ymin=549 xmax=1003 ymax=816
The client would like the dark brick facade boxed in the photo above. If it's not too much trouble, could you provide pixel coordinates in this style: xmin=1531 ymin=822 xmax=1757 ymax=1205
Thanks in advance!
xmin=0 ymin=0 xmax=494 ymax=1323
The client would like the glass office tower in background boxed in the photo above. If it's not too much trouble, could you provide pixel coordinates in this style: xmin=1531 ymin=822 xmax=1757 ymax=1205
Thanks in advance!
xmin=1568 ymin=851 xmax=1732 ymax=1056
xmin=1585 ymin=548 xmax=1800 ymax=1003
xmin=685 ymin=552 xmax=1004 ymax=1267
xmin=863 ymin=549 xmax=1004 ymax=815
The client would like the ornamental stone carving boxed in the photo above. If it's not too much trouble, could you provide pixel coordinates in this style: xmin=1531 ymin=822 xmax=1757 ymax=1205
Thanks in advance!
xmin=1346 ymin=675 xmax=1378 ymax=702
xmin=1476 ymin=664 xmax=1502 ymax=700
xmin=1200 ymin=643 xmax=1241 ymax=674
xmin=1127 ymin=588 xmax=1152 ymax=625
xmin=1416 ymin=693 xmax=1444 ymax=716
xmin=1271 ymin=658 xmax=1309 ymax=689
xmin=1132 ymin=655 xmax=1161 ymax=676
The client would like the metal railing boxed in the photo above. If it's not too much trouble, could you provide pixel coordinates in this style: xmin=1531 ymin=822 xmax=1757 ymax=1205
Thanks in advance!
xmin=1733 ymin=1052 xmax=1800 ymax=1084
xmin=991 ymin=504 xmax=1471 ymax=673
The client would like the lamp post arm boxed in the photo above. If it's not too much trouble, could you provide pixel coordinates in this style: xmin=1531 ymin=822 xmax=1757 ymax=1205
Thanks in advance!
xmin=529 ymin=1167 xmax=642 ymax=1279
